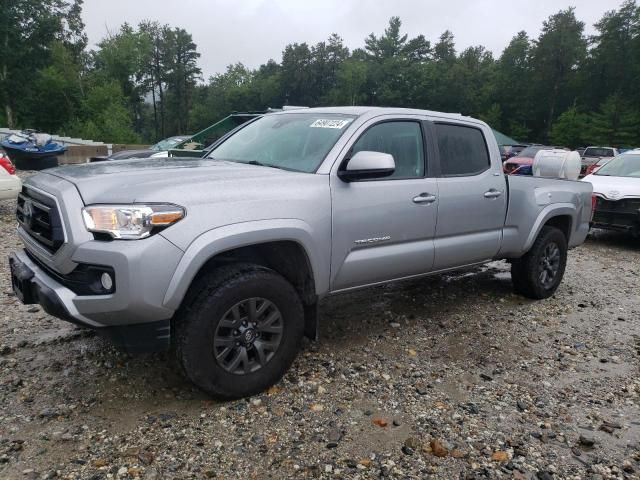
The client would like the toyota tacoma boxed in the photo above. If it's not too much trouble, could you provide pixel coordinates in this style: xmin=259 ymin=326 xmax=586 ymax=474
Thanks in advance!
xmin=9 ymin=107 xmax=593 ymax=398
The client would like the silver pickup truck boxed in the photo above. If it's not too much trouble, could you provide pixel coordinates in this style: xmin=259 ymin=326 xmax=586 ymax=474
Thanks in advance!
xmin=9 ymin=107 xmax=593 ymax=398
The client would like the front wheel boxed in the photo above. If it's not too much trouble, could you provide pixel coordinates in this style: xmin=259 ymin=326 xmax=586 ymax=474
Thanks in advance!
xmin=511 ymin=226 xmax=568 ymax=299
xmin=175 ymin=263 xmax=304 ymax=399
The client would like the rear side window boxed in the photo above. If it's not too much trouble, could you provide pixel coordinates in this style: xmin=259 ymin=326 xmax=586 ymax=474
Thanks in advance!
xmin=435 ymin=124 xmax=490 ymax=176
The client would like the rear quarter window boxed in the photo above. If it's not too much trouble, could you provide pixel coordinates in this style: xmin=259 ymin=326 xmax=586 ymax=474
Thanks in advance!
xmin=435 ymin=124 xmax=490 ymax=176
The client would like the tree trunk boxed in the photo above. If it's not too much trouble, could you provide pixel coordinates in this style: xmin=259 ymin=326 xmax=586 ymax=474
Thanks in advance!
xmin=2 ymin=26 xmax=12 ymax=128
xmin=151 ymin=78 xmax=158 ymax=140
xmin=546 ymin=81 xmax=560 ymax=137
xmin=154 ymin=42 xmax=165 ymax=138
xmin=5 ymin=104 xmax=13 ymax=128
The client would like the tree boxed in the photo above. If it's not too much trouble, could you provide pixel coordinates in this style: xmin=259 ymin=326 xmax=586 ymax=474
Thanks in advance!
xmin=330 ymin=59 xmax=368 ymax=105
xmin=162 ymin=27 xmax=201 ymax=134
xmin=480 ymin=104 xmax=503 ymax=131
xmin=583 ymin=1 xmax=640 ymax=110
xmin=280 ymin=43 xmax=313 ymax=105
xmin=588 ymin=94 xmax=639 ymax=146
xmin=529 ymin=8 xmax=587 ymax=137
xmin=364 ymin=16 xmax=407 ymax=60
xmin=0 ymin=0 xmax=85 ymax=127
xmin=27 ymin=41 xmax=83 ymax=132
xmin=549 ymin=106 xmax=590 ymax=148
xmin=65 ymin=79 xmax=140 ymax=143
xmin=495 ymin=31 xmax=533 ymax=139
xmin=93 ymin=23 xmax=149 ymax=130
xmin=433 ymin=30 xmax=456 ymax=63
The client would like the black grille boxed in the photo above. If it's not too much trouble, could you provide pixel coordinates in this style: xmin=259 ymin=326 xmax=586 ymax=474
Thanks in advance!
xmin=16 ymin=188 xmax=65 ymax=253
xmin=25 ymin=251 xmax=115 ymax=296
xmin=593 ymin=196 xmax=640 ymax=230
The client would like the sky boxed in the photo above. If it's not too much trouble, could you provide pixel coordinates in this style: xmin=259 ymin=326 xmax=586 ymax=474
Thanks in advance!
xmin=82 ymin=0 xmax=623 ymax=80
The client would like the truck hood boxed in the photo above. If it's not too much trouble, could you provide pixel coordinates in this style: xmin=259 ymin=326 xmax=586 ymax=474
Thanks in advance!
xmin=43 ymin=158 xmax=305 ymax=204
xmin=582 ymin=174 xmax=640 ymax=199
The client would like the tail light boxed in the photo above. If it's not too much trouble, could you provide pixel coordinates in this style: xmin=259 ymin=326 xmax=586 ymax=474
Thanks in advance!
xmin=0 ymin=154 xmax=16 ymax=175
xmin=591 ymin=194 xmax=597 ymax=221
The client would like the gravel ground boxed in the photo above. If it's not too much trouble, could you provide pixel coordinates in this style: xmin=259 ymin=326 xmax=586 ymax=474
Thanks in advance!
xmin=0 ymin=175 xmax=639 ymax=480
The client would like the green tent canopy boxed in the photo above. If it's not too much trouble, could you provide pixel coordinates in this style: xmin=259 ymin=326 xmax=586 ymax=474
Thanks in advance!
xmin=492 ymin=129 xmax=520 ymax=146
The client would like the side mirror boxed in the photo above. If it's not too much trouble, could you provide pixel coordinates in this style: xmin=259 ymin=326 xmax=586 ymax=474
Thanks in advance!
xmin=338 ymin=151 xmax=395 ymax=182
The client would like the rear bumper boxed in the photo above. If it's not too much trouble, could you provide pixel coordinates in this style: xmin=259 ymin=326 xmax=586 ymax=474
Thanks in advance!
xmin=8 ymin=249 xmax=174 ymax=353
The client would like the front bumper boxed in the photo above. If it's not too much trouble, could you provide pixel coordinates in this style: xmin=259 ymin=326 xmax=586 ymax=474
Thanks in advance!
xmin=591 ymin=196 xmax=640 ymax=235
xmin=9 ymin=232 xmax=185 ymax=352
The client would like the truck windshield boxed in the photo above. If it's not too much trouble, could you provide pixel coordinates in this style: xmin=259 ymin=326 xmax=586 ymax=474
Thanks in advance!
xmin=207 ymin=113 xmax=356 ymax=173
xmin=595 ymin=153 xmax=640 ymax=177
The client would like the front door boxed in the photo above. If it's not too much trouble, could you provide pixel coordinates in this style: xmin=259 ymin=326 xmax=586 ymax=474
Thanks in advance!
xmin=330 ymin=118 xmax=438 ymax=291
xmin=431 ymin=122 xmax=508 ymax=269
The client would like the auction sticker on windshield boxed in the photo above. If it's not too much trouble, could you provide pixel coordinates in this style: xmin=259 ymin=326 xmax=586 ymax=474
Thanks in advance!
xmin=310 ymin=119 xmax=352 ymax=129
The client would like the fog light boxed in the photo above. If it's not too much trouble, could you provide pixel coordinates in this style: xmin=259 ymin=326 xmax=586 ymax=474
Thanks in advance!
xmin=100 ymin=272 xmax=114 ymax=291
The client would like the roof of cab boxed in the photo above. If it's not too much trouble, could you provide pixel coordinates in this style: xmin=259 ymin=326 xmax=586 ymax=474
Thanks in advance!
xmin=269 ymin=106 xmax=483 ymax=125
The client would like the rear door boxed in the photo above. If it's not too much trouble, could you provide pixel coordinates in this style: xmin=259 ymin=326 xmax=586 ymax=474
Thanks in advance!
xmin=431 ymin=122 xmax=507 ymax=270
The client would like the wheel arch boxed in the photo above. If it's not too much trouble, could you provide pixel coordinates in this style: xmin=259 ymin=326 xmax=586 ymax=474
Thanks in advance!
xmin=523 ymin=204 xmax=576 ymax=253
xmin=163 ymin=220 xmax=327 ymax=313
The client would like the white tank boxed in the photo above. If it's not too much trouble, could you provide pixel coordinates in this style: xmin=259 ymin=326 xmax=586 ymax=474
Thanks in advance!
xmin=532 ymin=149 xmax=581 ymax=180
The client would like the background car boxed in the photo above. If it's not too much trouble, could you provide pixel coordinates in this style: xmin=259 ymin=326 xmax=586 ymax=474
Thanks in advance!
xmin=580 ymin=146 xmax=618 ymax=175
xmin=584 ymin=156 xmax=613 ymax=175
xmin=500 ymin=144 xmax=529 ymax=162
xmin=503 ymin=145 xmax=565 ymax=174
xmin=0 ymin=152 xmax=21 ymax=200
xmin=582 ymin=149 xmax=640 ymax=236
xmin=91 ymin=135 xmax=191 ymax=162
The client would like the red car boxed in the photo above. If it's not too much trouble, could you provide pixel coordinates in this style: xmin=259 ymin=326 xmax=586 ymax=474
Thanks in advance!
xmin=503 ymin=145 xmax=560 ymax=174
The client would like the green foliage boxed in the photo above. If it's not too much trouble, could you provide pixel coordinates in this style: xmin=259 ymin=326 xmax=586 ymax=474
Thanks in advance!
xmin=479 ymin=104 xmax=503 ymax=131
xmin=529 ymin=8 xmax=587 ymax=136
xmin=549 ymin=106 xmax=590 ymax=148
xmin=588 ymin=94 xmax=639 ymax=146
xmin=0 ymin=0 xmax=86 ymax=127
xmin=4 ymin=0 xmax=640 ymax=149
xmin=329 ymin=59 xmax=368 ymax=105
xmin=65 ymin=80 xmax=140 ymax=143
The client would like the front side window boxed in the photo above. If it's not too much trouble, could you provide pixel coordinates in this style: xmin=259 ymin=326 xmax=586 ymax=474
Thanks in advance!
xmin=350 ymin=121 xmax=425 ymax=179
xmin=208 ymin=113 xmax=356 ymax=173
xmin=435 ymin=123 xmax=490 ymax=176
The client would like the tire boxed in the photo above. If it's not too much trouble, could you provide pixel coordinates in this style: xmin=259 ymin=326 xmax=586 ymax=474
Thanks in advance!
xmin=175 ymin=263 xmax=304 ymax=399
xmin=511 ymin=226 xmax=568 ymax=299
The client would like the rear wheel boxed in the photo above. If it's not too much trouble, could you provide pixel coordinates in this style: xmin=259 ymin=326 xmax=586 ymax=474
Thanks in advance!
xmin=511 ymin=226 xmax=567 ymax=299
xmin=175 ymin=263 xmax=304 ymax=399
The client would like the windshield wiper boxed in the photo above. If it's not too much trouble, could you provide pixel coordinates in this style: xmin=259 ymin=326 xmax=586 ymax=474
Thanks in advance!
xmin=245 ymin=160 xmax=285 ymax=170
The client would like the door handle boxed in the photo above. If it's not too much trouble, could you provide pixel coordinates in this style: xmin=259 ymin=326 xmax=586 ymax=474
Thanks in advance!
xmin=484 ymin=189 xmax=503 ymax=199
xmin=413 ymin=193 xmax=437 ymax=204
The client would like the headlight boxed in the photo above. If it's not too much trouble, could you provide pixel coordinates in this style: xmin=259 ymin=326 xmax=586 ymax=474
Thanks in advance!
xmin=82 ymin=204 xmax=185 ymax=240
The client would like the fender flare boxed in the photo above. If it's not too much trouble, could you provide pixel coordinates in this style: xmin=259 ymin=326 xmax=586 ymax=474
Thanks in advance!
xmin=162 ymin=219 xmax=327 ymax=310
xmin=523 ymin=203 xmax=576 ymax=252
